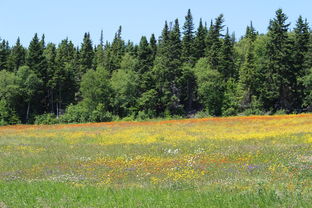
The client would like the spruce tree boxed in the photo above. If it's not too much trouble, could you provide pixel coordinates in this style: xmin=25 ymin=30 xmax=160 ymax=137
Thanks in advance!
xmin=219 ymin=28 xmax=236 ymax=81
xmin=292 ymin=16 xmax=310 ymax=110
xmin=26 ymin=34 xmax=47 ymax=80
xmin=80 ymin=32 xmax=94 ymax=74
xmin=194 ymin=19 xmax=207 ymax=60
xmin=261 ymin=9 xmax=293 ymax=112
xmin=137 ymin=36 xmax=153 ymax=89
xmin=206 ymin=14 xmax=224 ymax=71
xmin=245 ymin=21 xmax=257 ymax=41
xmin=0 ymin=39 xmax=10 ymax=71
xmin=44 ymin=43 xmax=57 ymax=113
xmin=54 ymin=39 xmax=77 ymax=116
xmin=153 ymin=20 xmax=183 ymax=115
xmin=7 ymin=38 xmax=26 ymax=72
xmin=149 ymin=34 xmax=157 ymax=61
xmin=108 ymin=26 xmax=125 ymax=72
xmin=182 ymin=9 xmax=195 ymax=65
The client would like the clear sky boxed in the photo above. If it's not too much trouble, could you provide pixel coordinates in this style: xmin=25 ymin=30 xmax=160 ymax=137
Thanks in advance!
xmin=1 ymin=0 xmax=312 ymax=46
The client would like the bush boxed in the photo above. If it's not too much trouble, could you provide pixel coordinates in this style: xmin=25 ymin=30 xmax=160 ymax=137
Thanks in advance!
xmin=274 ymin=109 xmax=287 ymax=115
xmin=34 ymin=113 xmax=58 ymax=125
xmin=90 ymin=104 xmax=113 ymax=122
xmin=242 ymin=96 xmax=263 ymax=116
xmin=194 ymin=110 xmax=211 ymax=118
xmin=0 ymin=99 xmax=20 ymax=125
xmin=60 ymin=103 xmax=90 ymax=123
xmin=60 ymin=103 xmax=113 ymax=123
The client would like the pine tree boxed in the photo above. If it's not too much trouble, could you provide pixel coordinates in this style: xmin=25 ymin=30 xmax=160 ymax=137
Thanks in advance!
xmin=54 ymin=39 xmax=77 ymax=116
xmin=292 ymin=16 xmax=310 ymax=110
xmin=80 ymin=32 xmax=94 ymax=74
xmin=149 ymin=34 xmax=157 ymax=61
xmin=137 ymin=36 xmax=153 ymax=90
xmin=0 ymin=39 xmax=10 ymax=71
xmin=219 ymin=28 xmax=236 ymax=80
xmin=182 ymin=9 xmax=195 ymax=65
xmin=44 ymin=43 xmax=57 ymax=113
xmin=206 ymin=14 xmax=224 ymax=71
xmin=194 ymin=18 xmax=207 ymax=60
xmin=100 ymin=30 xmax=104 ymax=47
xmin=94 ymin=30 xmax=106 ymax=69
xmin=7 ymin=38 xmax=26 ymax=72
xmin=261 ymin=9 xmax=293 ymax=112
xmin=108 ymin=26 xmax=125 ymax=72
xmin=26 ymin=34 xmax=47 ymax=80
xmin=153 ymin=19 xmax=183 ymax=115
xmin=245 ymin=21 xmax=257 ymax=41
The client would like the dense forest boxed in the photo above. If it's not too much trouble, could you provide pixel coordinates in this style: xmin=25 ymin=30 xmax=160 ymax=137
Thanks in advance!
xmin=0 ymin=9 xmax=312 ymax=125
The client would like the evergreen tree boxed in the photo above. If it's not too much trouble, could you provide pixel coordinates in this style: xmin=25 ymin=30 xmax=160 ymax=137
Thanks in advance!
xmin=206 ymin=14 xmax=224 ymax=71
xmin=149 ymin=34 xmax=157 ymax=61
xmin=137 ymin=36 xmax=153 ymax=74
xmin=292 ymin=16 xmax=310 ymax=110
xmin=7 ymin=38 xmax=26 ymax=72
xmin=219 ymin=28 xmax=236 ymax=80
xmin=261 ymin=9 xmax=293 ymax=112
xmin=182 ymin=9 xmax=195 ymax=65
xmin=94 ymin=32 xmax=106 ymax=69
xmin=0 ymin=39 xmax=10 ymax=71
xmin=26 ymin=34 xmax=48 ymax=113
xmin=153 ymin=20 xmax=183 ymax=114
xmin=107 ymin=26 xmax=125 ymax=72
xmin=44 ymin=43 xmax=57 ymax=113
xmin=26 ymin=34 xmax=47 ymax=80
xmin=80 ymin=32 xmax=94 ymax=74
xmin=194 ymin=18 xmax=207 ymax=60
xmin=54 ymin=39 xmax=77 ymax=116
xmin=245 ymin=21 xmax=257 ymax=41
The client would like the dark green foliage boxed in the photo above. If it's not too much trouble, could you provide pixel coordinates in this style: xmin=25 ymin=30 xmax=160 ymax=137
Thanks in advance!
xmin=7 ymin=38 xmax=26 ymax=72
xmin=245 ymin=21 xmax=257 ymax=41
xmin=0 ymin=9 xmax=312 ymax=125
xmin=0 ymin=70 xmax=20 ymax=124
xmin=194 ymin=19 xmax=207 ymax=60
xmin=303 ymin=68 xmax=312 ymax=110
xmin=149 ymin=34 xmax=157 ymax=60
xmin=153 ymin=19 xmax=184 ymax=115
xmin=182 ymin=9 xmax=195 ymax=65
xmin=292 ymin=16 xmax=310 ymax=110
xmin=261 ymin=9 xmax=294 ymax=112
xmin=219 ymin=28 xmax=236 ymax=80
xmin=26 ymin=34 xmax=47 ymax=80
xmin=34 ymin=113 xmax=58 ymax=125
xmin=0 ymin=39 xmax=10 ymax=71
xmin=105 ymin=26 xmax=125 ymax=73
xmin=79 ymin=33 xmax=94 ymax=74
xmin=206 ymin=14 xmax=224 ymax=71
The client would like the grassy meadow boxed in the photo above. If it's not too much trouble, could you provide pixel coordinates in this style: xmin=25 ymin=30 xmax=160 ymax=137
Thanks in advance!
xmin=0 ymin=114 xmax=312 ymax=207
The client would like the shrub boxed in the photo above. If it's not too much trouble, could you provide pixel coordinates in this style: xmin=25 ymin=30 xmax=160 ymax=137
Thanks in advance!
xmin=60 ymin=103 xmax=90 ymax=123
xmin=34 ymin=113 xmax=58 ymax=125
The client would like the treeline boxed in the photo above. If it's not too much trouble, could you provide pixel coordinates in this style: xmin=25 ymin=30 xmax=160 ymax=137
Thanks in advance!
xmin=0 ymin=9 xmax=312 ymax=125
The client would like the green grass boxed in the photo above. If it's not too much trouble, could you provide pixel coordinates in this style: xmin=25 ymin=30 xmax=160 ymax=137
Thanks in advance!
xmin=1 ymin=181 xmax=311 ymax=208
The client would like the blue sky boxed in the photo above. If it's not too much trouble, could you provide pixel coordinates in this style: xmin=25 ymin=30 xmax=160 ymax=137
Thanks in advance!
xmin=1 ymin=0 xmax=312 ymax=46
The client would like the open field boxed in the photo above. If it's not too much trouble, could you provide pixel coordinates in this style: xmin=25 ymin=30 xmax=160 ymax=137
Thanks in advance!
xmin=0 ymin=114 xmax=312 ymax=207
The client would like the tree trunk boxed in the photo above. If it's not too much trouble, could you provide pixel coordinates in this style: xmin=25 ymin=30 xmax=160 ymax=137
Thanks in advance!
xmin=26 ymin=102 xmax=30 ymax=123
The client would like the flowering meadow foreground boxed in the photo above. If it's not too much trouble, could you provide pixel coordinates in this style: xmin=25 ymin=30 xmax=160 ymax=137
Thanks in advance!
xmin=0 ymin=114 xmax=312 ymax=207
